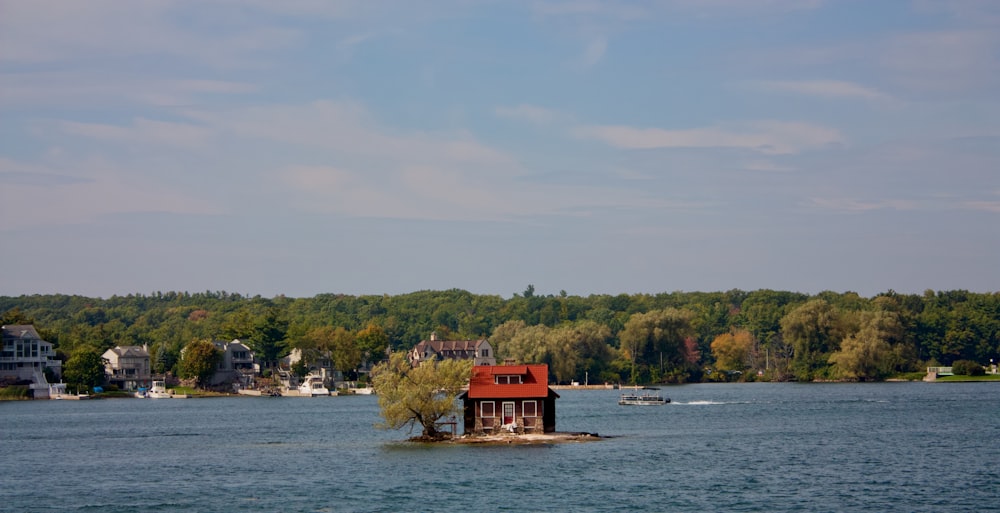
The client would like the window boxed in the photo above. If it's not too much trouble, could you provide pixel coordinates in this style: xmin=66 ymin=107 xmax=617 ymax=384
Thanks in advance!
xmin=494 ymin=375 xmax=522 ymax=384
xmin=480 ymin=401 xmax=495 ymax=418
xmin=522 ymin=400 xmax=537 ymax=417
xmin=481 ymin=349 xmax=489 ymax=357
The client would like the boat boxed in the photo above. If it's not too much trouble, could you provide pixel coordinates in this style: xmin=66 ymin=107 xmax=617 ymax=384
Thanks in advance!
xmin=147 ymin=380 xmax=172 ymax=399
xmin=297 ymin=375 xmax=330 ymax=397
xmin=346 ymin=382 xmax=375 ymax=395
xmin=618 ymin=386 xmax=669 ymax=406
xmin=352 ymin=386 xmax=375 ymax=395
xmin=49 ymin=382 xmax=90 ymax=400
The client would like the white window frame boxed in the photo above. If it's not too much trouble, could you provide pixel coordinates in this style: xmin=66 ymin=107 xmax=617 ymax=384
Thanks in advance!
xmin=480 ymin=401 xmax=495 ymax=418
xmin=522 ymin=400 xmax=538 ymax=418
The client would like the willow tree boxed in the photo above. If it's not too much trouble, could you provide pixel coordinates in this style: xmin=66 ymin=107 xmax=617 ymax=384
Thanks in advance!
xmin=371 ymin=352 xmax=472 ymax=438
xmin=619 ymin=308 xmax=696 ymax=383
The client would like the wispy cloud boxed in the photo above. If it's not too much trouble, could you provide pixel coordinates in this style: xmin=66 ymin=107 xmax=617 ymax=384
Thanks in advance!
xmin=494 ymin=104 xmax=558 ymax=124
xmin=574 ymin=121 xmax=844 ymax=155
xmin=0 ymin=73 xmax=257 ymax=109
xmin=574 ymin=36 xmax=608 ymax=69
xmin=751 ymin=79 xmax=892 ymax=101
xmin=964 ymin=200 xmax=1000 ymax=213
xmin=58 ymin=118 xmax=214 ymax=148
xmin=806 ymin=197 xmax=917 ymax=212
xmin=0 ymin=157 xmax=220 ymax=230
xmin=880 ymin=29 xmax=1000 ymax=93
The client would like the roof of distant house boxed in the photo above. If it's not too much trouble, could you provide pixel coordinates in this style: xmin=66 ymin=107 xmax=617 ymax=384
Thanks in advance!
xmin=105 ymin=345 xmax=149 ymax=358
xmin=1 ymin=324 xmax=43 ymax=340
xmin=412 ymin=338 xmax=488 ymax=359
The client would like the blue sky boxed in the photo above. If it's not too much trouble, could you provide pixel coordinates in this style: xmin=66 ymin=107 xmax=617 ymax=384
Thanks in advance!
xmin=1 ymin=0 xmax=998 ymax=299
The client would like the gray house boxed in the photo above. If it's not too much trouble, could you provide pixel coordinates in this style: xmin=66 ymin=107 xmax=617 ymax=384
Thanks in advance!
xmin=103 ymin=345 xmax=152 ymax=391
xmin=210 ymin=339 xmax=256 ymax=387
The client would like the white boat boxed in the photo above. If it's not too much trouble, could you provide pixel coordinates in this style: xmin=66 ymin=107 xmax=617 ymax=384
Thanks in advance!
xmin=49 ymin=382 xmax=89 ymax=400
xmin=353 ymin=386 xmax=375 ymax=395
xmin=297 ymin=375 xmax=330 ymax=397
xmin=618 ymin=386 xmax=669 ymax=406
xmin=147 ymin=380 xmax=172 ymax=399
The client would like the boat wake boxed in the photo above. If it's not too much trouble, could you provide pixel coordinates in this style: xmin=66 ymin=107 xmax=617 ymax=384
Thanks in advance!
xmin=672 ymin=400 xmax=748 ymax=406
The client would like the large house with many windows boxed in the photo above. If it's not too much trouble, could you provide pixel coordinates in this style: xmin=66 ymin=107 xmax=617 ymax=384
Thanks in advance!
xmin=408 ymin=332 xmax=496 ymax=367
xmin=209 ymin=339 xmax=256 ymax=387
xmin=103 ymin=345 xmax=152 ymax=391
xmin=1 ymin=324 xmax=62 ymax=396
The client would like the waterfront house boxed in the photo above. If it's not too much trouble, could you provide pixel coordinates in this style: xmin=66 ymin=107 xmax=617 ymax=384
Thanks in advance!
xmin=459 ymin=363 xmax=559 ymax=434
xmin=103 ymin=345 xmax=151 ymax=391
xmin=284 ymin=347 xmax=343 ymax=389
xmin=209 ymin=339 xmax=256 ymax=387
xmin=408 ymin=332 xmax=496 ymax=367
xmin=1 ymin=325 xmax=62 ymax=396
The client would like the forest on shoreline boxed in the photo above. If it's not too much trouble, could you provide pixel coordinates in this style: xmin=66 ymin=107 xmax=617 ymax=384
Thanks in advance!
xmin=3 ymin=287 xmax=998 ymax=384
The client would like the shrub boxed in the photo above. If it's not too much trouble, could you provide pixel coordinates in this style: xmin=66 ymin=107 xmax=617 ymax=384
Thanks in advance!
xmin=952 ymin=360 xmax=985 ymax=376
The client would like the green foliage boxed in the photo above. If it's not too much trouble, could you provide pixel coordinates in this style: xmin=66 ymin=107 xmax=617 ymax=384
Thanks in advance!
xmin=249 ymin=308 xmax=289 ymax=369
xmin=781 ymin=299 xmax=843 ymax=381
xmin=619 ymin=308 xmax=696 ymax=383
xmin=951 ymin=360 xmax=985 ymax=376
xmin=2 ymin=288 xmax=998 ymax=385
xmin=63 ymin=349 xmax=107 ymax=392
xmin=711 ymin=329 xmax=756 ymax=373
xmin=178 ymin=339 xmax=222 ymax=388
xmin=356 ymin=323 xmax=389 ymax=362
xmin=371 ymin=352 xmax=472 ymax=438
xmin=0 ymin=386 xmax=31 ymax=399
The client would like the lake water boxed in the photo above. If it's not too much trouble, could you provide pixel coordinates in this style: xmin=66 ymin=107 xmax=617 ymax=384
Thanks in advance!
xmin=2 ymin=383 xmax=998 ymax=512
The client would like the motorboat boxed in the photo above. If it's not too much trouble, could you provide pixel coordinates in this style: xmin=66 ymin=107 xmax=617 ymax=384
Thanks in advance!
xmin=297 ymin=375 xmax=330 ymax=397
xmin=147 ymin=380 xmax=172 ymax=399
xmin=352 ymin=386 xmax=375 ymax=395
xmin=618 ymin=386 xmax=669 ymax=405
xmin=49 ymin=382 xmax=89 ymax=400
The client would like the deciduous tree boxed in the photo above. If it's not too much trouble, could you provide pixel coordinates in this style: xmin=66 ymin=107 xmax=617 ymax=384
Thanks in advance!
xmin=178 ymin=339 xmax=222 ymax=388
xmin=711 ymin=329 xmax=756 ymax=373
xmin=356 ymin=323 xmax=389 ymax=363
xmin=63 ymin=349 xmax=106 ymax=392
xmin=781 ymin=299 xmax=843 ymax=380
xmin=371 ymin=352 xmax=471 ymax=438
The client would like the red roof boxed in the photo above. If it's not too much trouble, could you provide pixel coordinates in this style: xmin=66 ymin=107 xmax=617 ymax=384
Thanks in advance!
xmin=466 ymin=364 xmax=552 ymax=399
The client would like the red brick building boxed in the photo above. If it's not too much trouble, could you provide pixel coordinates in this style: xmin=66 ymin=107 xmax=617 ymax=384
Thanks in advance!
xmin=460 ymin=364 xmax=559 ymax=434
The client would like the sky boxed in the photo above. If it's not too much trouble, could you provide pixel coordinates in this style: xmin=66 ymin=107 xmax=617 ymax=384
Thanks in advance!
xmin=1 ymin=0 xmax=999 ymax=299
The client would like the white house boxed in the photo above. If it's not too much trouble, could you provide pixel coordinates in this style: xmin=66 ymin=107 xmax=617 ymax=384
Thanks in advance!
xmin=1 ymin=324 xmax=62 ymax=397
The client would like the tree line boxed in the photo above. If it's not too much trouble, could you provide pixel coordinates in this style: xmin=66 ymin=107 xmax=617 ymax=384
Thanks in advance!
xmin=2 ymin=287 xmax=998 ymax=385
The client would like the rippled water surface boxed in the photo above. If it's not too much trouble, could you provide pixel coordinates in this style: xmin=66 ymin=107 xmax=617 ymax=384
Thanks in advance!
xmin=3 ymin=382 xmax=998 ymax=512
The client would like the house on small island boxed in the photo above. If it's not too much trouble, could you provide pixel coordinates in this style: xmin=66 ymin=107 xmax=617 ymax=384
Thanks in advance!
xmin=408 ymin=332 xmax=496 ymax=367
xmin=459 ymin=363 xmax=559 ymax=434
